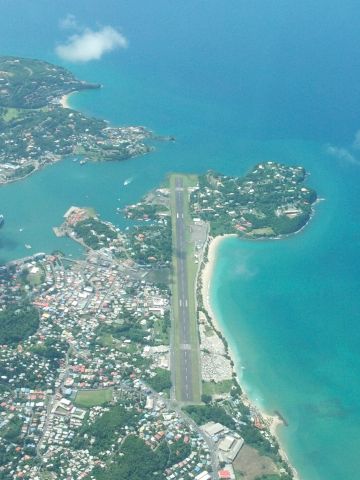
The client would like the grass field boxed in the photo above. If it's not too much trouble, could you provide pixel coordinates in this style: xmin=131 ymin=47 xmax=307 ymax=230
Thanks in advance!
xmin=1 ymin=107 xmax=21 ymax=122
xmin=27 ymin=268 xmax=44 ymax=287
xmin=98 ymin=333 xmax=114 ymax=347
xmin=74 ymin=388 xmax=113 ymax=407
xmin=169 ymin=173 xmax=201 ymax=403
xmin=202 ymin=380 xmax=233 ymax=396
xmin=0 ymin=106 xmax=48 ymax=122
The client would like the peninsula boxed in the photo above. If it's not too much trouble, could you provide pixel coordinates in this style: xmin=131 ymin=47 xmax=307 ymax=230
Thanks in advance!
xmin=0 ymin=162 xmax=316 ymax=479
xmin=191 ymin=162 xmax=317 ymax=238
xmin=0 ymin=56 xmax=160 ymax=184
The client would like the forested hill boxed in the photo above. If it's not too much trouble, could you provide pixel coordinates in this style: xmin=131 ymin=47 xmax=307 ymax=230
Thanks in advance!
xmin=0 ymin=56 xmax=100 ymax=109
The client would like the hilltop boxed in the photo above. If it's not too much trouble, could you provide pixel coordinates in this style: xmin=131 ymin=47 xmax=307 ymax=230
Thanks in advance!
xmin=0 ymin=56 xmax=100 ymax=109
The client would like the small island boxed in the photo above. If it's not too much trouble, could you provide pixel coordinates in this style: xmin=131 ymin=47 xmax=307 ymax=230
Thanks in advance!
xmin=0 ymin=56 xmax=161 ymax=184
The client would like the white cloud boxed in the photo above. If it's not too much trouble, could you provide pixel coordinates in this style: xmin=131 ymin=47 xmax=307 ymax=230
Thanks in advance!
xmin=56 ymin=25 xmax=128 ymax=63
xmin=326 ymin=145 xmax=360 ymax=166
xmin=59 ymin=14 xmax=79 ymax=30
xmin=326 ymin=128 xmax=360 ymax=166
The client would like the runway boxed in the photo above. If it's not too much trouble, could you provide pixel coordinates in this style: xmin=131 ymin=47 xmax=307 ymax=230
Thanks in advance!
xmin=173 ymin=176 xmax=196 ymax=402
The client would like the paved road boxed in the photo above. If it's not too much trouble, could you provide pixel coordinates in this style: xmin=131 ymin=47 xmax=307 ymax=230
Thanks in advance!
xmin=173 ymin=177 xmax=195 ymax=402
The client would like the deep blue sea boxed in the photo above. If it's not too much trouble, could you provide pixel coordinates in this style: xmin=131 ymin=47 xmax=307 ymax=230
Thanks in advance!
xmin=1 ymin=1 xmax=360 ymax=478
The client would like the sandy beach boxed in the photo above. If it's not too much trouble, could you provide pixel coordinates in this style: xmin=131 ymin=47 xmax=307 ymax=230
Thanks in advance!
xmin=201 ymin=234 xmax=236 ymax=331
xmin=200 ymin=234 xmax=300 ymax=480
xmin=60 ymin=93 xmax=74 ymax=109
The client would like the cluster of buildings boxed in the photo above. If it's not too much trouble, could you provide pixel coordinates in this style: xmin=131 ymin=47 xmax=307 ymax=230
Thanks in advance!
xmin=0 ymin=238 xmax=212 ymax=479
xmin=0 ymin=169 xmax=297 ymax=480
xmin=202 ymin=422 xmax=243 ymax=466
xmin=139 ymin=397 xmax=213 ymax=480
xmin=190 ymin=162 xmax=316 ymax=236
xmin=0 ymin=102 xmax=153 ymax=185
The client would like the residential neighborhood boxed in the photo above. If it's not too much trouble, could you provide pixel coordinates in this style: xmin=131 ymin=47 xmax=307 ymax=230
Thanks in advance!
xmin=0 ymin=166 xmax=306 ymax=479
xmin=0 ymin=56 xmax=158 ymax=185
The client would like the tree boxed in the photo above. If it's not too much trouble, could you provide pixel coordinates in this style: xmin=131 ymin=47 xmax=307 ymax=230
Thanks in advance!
xmin=201 ymin=394 xmax=212 ymax=404
xmin=0 ymin=303 xmax=39 ymax=345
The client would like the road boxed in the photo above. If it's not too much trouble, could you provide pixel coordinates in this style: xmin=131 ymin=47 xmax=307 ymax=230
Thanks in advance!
xmin=173 ymin=177 xmax=197 ymax=402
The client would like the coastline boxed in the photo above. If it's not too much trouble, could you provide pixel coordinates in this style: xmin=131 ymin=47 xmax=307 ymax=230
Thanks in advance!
xmin=200 ymin=234 xmax=300 ymax=480
xmin=60 ymin=92 xmax=74 ymax=109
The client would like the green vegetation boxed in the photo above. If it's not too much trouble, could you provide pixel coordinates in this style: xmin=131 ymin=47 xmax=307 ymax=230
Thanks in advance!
xmin=0 ymin=107 xmax=21 ymax=122
xmin=0 ymin=415 xmax=23 ymax=442
xmin=0 ymin=303 xmax=39 ymax=345
xmin=0 ymin=56 xmax=99 ymax=108
xmin=72 ymin=404 xmax=139 ymax=452
xmin=128 ymin=221 xmax=172 ymax=266
xmin=74 ymin=388 xmax=113 ymax=408
xmin=0 ymin=56 xmax=154 ymax=185
xmin=147 ymin=368 xmax=172 ymax=393
xmin=153 ymin=310 xmax=171 ymax=344
xmin=201 ymin=394 xmax=212 ymax=404
xmin=98 ymin=333 xmax=114 ymax=347
xmin=30 ymin=337 xmax=67 ymax=369
xmin=157 ymin=438 xmax=192 ymax=468
xmin=94 ymin=435 xmax=165 ymax=480
xmin=241 ymin=423 xmax=279 ymax=458
xmin=25 ymin=266 xmax=45 ymax=287
xmin=125 ymin=202 xmax=168 ymax=220
xmin=73 ymin=217 xmax=117 ymax=250
xmin=191 ymin=162 xmax=317 ymax=237
xmin=202 ymin=379 xmax=233 ymax=396
xmin=98 ymin=317 xmax=150 ymax=345
xmin=183 ymin=404 xmax=235 ymax=429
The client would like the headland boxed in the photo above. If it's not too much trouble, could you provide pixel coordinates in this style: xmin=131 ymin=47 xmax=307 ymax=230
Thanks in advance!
xmin=0 ymin=56 xmax=163 ymax=185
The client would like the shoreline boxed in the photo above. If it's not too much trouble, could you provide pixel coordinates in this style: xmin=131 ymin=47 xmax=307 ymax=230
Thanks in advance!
xmin=200 ymin=233 xmax=300 ymax=480
xmin=60 ymin=92 xmax=75 ymax=109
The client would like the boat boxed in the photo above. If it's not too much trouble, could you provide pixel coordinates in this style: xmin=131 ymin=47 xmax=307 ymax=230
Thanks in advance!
xmin=25 ymin=244 xmax=32 ymax=249
xmin=123 ymin=177 xmax=133 ymax=186
xmin=0 ymin=214 xmax=4 ymax=228
xmin=79 ymin=159 xmax=87 ymax=165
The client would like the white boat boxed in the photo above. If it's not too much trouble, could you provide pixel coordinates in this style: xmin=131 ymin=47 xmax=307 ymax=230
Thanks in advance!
xmin=123 ymin=177 xmax=133 ymax=186
xmin=25 ymin=244 xmax=32 ymax=249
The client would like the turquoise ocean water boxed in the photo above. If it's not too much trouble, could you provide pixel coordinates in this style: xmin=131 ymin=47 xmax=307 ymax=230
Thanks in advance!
xmin=1 ymin=1 xmax=360 ymax=478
